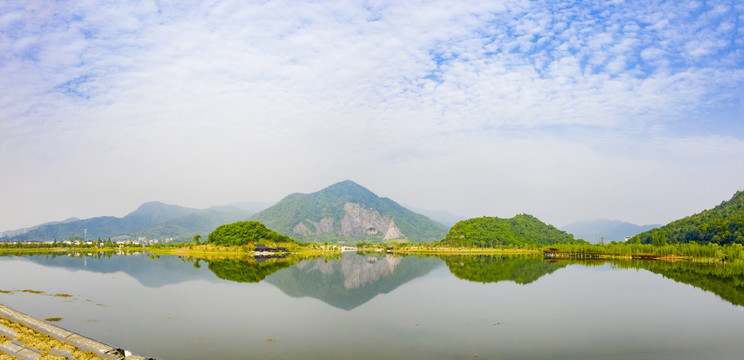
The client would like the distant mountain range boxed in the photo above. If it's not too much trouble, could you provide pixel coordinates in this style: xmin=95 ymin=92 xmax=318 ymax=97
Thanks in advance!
xmin=0 ymin=202 xmax=253 ymax=242
xmin=1 ymin=181 xmax=448 ymax=244
xmin=0 ymin=217 xmax=80 ymax=238
xmin=401 ymin=204 xmax=465 ymax=227
xmin=251 ymin=180 xmax=448 ymax=243
xmin=560 ymin=219 xmax=660 ymax=243
xmin=8 ymin=182 xmax=739 ymax=246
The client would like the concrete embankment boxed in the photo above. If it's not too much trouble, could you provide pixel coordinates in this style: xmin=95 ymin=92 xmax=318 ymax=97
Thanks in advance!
xmin=0 ymin=304 xmax=150 ymax=360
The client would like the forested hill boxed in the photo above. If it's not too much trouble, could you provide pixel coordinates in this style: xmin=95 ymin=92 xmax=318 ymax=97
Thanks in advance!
xmin=251 ymin=180 xmax=447 ymax=243
xmin=630 ymin=190 xmax=744 ymax=245
xmin=439 ymin=214 xmax=579 ymax=247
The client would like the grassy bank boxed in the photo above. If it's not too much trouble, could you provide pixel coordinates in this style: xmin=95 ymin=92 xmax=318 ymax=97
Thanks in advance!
xmin=4 ymin=241 xmax=743 ymax=265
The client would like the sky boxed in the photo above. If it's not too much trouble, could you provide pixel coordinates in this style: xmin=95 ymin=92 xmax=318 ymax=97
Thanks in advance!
xmin=1 ymin=0 xmax=743 ymax=232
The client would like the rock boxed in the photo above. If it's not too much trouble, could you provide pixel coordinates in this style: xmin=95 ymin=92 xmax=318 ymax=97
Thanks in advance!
xmin=383 ymin=220 xmax=407 ymax=240
xmin=340 ymin=203 xmax=393 ymax=237
xmin=308 ymin=217 xmax=334 ymax=234
xmin=293 ymin=222 xmax=310 ymax=234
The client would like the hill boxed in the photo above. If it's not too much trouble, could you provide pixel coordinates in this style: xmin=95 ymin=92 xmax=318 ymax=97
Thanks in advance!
xmin=2 ymin=202 xmax=252 ymax=242
xmin=439 ymin=214 xmax=579 ymax=247
xmin=560 ymin=219 xmax=660 ymax=243
xmin=630 ymin=190 xmax=744 ymax=245
xmin=251 ymin=180 xmax=448 ymax=243
xmin=208 ymin=221 xmax=293 ymax=246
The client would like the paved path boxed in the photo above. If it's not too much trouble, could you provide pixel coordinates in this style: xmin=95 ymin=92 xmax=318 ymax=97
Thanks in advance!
xmin=0 ymin=304 xmax=150 ymax=360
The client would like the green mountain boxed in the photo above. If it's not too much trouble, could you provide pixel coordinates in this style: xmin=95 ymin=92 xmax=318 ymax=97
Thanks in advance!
xmin=439 ymin=214 xmax=579 ymax=247
xmin=251 ymin=180 xmax=448 ymax=243
xmin=2 ymin=202 xmax=251 ymax=242
xmin=630 ymin=190 xmax=744 ymax=245
xmin=560 ymin=219 xmax=660 ymax=243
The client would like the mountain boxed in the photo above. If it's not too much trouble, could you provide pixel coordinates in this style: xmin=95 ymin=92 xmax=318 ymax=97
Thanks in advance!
xmin=251 ymin=180 xmax=448 ymax=243
xmin=0 ymin=217 xmax=80 ymax=238
xmin=560 ymin=219 xmax=660 ymax=243
xmin=1 ymin=202 xmax=251 ymax=242
xmin=440 ymin=214 xmax=579 ymax=247
xmin=630 ymin=190 xmax=744 ymax=245
xmin=130 ymin=206 xmax=252 ymax=241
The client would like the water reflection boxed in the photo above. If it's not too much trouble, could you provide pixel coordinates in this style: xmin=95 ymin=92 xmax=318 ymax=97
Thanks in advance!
xmin=562 ymin=259 xmax=744 ymax=307
xmin=3 ymin=251 xmax=744 ymax=359
xmin=0 ymin=251 xmax=216 ymax=287
xmin=207 ymin=256 xmax=298 ymax=283
xmin=4 ymin=251 xmax=743 ymax=308
xmin=442 ymin=255 xmax=568 ymax=284
xmin=264 ymin=252 xmax=442 ymax=310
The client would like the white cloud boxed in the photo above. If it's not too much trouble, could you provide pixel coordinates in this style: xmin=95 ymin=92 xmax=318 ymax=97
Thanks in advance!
xmin=0 ymin=0 xmax=743 ymax=230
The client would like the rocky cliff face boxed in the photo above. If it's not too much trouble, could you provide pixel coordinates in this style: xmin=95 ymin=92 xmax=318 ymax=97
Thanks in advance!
xmin=309 ymin=217 xmax=335 ymax=233
xmin=292 ymin=202 xmax=406 ymax=240
xmin=340 ymin=202 xmax=391 ymax=236
xmin=383 ymin=220 xmax=406 ymax=240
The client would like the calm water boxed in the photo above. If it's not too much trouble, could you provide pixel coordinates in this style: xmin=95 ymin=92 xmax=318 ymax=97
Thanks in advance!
xmin=1 ymin=252 xmax=743 ymax=360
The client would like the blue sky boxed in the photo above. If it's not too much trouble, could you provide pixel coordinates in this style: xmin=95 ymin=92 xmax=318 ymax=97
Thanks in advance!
xmin=1 ymin=0 xmax=743 ymax=231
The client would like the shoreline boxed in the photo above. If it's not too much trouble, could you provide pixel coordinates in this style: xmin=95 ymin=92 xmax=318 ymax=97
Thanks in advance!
xmin=0 ymin=304 xmax=150 ymax=360
xmin=0 ymin=244 xmax=734 ymax=265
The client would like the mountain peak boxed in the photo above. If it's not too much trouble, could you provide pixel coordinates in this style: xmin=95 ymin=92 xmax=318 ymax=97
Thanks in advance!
xmin=319 ymin=180 xmax=376 ymax=196
xmin=252 ymin=181 xmax=447 ymax=243
xmin=125 ymin=201 xmax=197 ymax=224
xmin=314 ymin=180 xmax=381 ymax=206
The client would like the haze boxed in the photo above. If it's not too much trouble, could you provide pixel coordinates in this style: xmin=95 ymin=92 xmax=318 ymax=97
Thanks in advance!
xmin=2 ymin=0 xmax=743 ymax=232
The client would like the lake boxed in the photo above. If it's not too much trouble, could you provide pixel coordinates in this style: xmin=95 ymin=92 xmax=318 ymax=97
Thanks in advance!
xmin=1 ymin=252 xmax=743 ymax=360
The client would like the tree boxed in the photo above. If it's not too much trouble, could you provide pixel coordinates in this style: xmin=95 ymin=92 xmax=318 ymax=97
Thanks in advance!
xmin=208 ymin=221 xmax=293 ymax=246
xmin=193 ymin=234 xmax=201 ymax=245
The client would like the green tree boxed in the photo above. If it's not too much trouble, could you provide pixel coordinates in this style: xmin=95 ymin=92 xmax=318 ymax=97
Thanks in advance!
xmin=208 ymin=221 xmax=294 ymax=246
xmin=193 ymin=234 xmax=201 ymax=245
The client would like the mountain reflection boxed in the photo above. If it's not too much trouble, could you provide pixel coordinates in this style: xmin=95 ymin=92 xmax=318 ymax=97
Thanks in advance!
xmin=442 ymin=255 xmax=569 ymax=284
xmin=206 ymin=257 xmax=298 ymax=283
xmin=0 ymin=251 xmax=217 ymax=287
xmin=265 ymin=252 xmax=442 ymax=310
xmin=606 ymin=260 xmax=744 ymax=307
